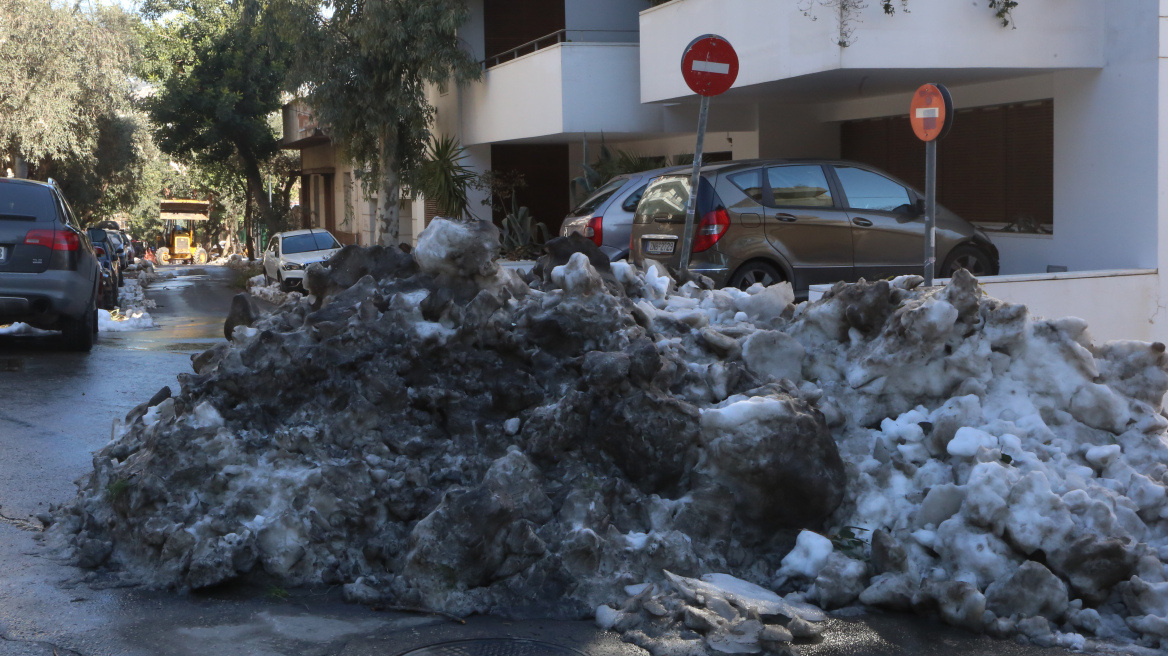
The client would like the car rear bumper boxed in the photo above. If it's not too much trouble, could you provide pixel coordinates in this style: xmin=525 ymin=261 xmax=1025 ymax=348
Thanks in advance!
xmin=0 ymin=271 xmax=91 ymax=324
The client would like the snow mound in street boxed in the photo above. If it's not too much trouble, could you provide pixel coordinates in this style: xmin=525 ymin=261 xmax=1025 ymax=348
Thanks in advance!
xmin=100 ymin=279 xmax=155 ymax=332
xmin=46 ymin=217 xmax=1168 ymax=654
xmin=0 ymin=323 xmax=54 ymax=336
xmin=210 ymin=253 xmax=251 ymax=270
xmin=245 ymin=275 xmax=301 ymax=306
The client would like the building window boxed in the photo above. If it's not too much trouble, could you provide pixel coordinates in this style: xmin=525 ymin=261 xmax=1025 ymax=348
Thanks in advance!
xmin=841 ymin=99 xmax=1053 ymax=234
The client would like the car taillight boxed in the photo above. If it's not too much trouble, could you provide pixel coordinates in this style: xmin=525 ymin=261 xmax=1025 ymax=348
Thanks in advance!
xmin=94 ymin=246 xmax=106 ymax=257
xmin=24 ymin=229 xmax=79 ymax=251
xmin=692 ymin=208 xmax=730 ymax=252
xmin=584 ymin=216 xmax=603 ymax=248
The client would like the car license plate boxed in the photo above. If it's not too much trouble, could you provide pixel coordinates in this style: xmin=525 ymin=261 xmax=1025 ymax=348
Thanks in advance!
xmin=646 ymin=240 xmax=675 ymax=255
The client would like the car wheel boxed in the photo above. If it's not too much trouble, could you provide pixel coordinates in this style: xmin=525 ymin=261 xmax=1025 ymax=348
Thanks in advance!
xmin=941 ymin=245 xmax=994 ymax=278
xmin=729 ymin=261 xmax=785 ymax=291
xmin=61 ymin=293 xmax=97 ymax=352
xmin=194 ymin=248 xmax=208 ymax=265
xmin=263 ymin=270 xmax=271 ymax=286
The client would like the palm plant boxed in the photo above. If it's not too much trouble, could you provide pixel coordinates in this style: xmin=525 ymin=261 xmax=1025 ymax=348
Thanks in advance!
xmin=416 ymin=135 xmax=476 ymax=218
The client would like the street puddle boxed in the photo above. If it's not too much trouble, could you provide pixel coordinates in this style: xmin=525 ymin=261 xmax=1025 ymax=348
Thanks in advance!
xmin=0 ymin=357 xmax=24 ymax=372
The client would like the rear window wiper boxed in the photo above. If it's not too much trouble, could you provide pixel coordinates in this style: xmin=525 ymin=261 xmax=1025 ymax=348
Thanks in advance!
xmin=0 ymin=214 xmax=37 ymax=221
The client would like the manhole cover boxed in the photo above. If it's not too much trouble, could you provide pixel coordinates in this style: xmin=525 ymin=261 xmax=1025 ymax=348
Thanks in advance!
xmin=402 ymin=639 xmax=585 ymax=656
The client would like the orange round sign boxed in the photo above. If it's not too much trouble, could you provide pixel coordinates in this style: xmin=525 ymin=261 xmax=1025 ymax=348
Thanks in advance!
xmin=910 ymin=83 xmax=953 ymax=142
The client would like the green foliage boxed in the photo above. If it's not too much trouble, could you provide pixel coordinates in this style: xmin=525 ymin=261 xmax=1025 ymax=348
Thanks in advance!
xmin=0 ymin=0 xmax=137 ymax=166
xmin=141 ymin=0 xmax=298 ymax=258
xmin=500 ymin=207 xmax=548 ymax=261
xmin=571 ymin=135 xmax=683 ymax=206
xmin=289 ymin=0 xmax=481 ymax=243
xmin=47 ymin=112 xmax=158 ymax=226
xmin=265 ymin=586 xmax=291 ymax=601
xmin=106 ymin=478 xmax=130 ymax=502
xmin=417 ymin=135 xmax=476 ymax=219
xmin=829 ymin=526 xmax=870 ymax=560
xmin=475 ymin=169 xmax=527 ymax=218
xmin=988 ymin=0 xmax=1020 ymax=27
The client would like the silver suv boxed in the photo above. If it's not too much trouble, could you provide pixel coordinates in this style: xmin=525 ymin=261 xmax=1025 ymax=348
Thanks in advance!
xmin=560 ymin=166 xmax=688 ymax=261
xmin=0 ymin=179 xmax=101 ymax=350
xmin=629 ymin=159 xmax=999 ymax=295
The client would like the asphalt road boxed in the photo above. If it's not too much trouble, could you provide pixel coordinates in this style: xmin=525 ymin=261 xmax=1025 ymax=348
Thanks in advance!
xmin=0 ymin=265 xmax=1083 ymax=656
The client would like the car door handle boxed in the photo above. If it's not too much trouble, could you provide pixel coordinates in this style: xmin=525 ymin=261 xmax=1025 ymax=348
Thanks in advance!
xmin=775 ymin=213 xmax=798 ymax=222
xmin=852 ymin=217 xmax=873 ymax=227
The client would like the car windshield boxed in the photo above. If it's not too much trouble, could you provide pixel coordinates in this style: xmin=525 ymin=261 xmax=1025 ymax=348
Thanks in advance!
xmin=0 ymin=184 xmax=56 ymax=222
xmin=87 ymin=228 xmax=109 ymax=243
xmin=282 ymin=232 xmax=340 ymax=255
xmin=569 ymin=177 xmax=627 ymax=217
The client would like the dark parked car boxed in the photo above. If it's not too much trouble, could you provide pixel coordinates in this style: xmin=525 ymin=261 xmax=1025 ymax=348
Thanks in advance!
xmin=629 ymin=159 xmax=999 ymax=295
xmin=90 ymin=238 xmax=119 ymax=309
xmin=560 ymin=166 xmax=689 ymax=261
xmin=0 ymin=178 xmax=101 ymax=350
xmin=87 ymin=228 xmax=123 ymax=289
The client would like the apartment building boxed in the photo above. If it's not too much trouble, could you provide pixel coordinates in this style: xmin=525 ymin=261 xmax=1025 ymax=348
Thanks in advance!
xmin=285 ymin=0 xmax=1168 ymax=341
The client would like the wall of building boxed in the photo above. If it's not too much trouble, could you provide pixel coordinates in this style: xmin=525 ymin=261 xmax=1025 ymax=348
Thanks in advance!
xmin=639 ymin=0 xmax=1104 ymax=104
xmin=1151 ymin=0 xmax=1168 ymax=343
xmin=564 ymin=0 xmax=641 ymax=41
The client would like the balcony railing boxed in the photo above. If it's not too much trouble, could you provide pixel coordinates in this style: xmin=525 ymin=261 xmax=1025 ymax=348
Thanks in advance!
xmin=481 ymin=29 xmax=639 ymax=69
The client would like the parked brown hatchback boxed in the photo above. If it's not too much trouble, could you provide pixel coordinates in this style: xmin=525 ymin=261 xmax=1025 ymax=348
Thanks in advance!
xmin=629 ymin=159 xmax=999 ymax=296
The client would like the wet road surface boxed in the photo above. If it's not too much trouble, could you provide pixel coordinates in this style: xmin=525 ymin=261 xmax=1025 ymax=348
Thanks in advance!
xmin=0 ymin=265 xmax=1081 ymax=655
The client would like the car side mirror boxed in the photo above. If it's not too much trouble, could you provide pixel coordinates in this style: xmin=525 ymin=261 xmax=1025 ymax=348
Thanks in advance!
xmin=914 ymin=198 xmax=925 ymax=216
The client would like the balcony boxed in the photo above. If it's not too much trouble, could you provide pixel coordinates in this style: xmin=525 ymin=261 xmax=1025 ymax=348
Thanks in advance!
xmin=639 ymin=0 xmax=1104 ymax=103
xmin=458 ymin=35 xmax=665 ymax=146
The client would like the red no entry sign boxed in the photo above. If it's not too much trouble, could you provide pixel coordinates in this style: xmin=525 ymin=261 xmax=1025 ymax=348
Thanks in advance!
xmin=910 ymin=83 xmax=953 ymax=142
xmin=681 ymin=35 xmax=739 ymax=97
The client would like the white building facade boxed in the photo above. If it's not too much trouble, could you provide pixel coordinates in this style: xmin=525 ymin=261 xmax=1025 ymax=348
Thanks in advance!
xmin=290 ymin=0 xmax=1168 ymax=342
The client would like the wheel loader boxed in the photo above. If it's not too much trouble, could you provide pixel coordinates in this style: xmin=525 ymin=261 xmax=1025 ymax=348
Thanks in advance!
xmin=157 ymin=199 xmax=211 ymax=265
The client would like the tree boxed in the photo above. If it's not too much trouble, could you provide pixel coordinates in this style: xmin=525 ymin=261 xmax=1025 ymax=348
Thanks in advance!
xmin=0 ymin=0 xmax=137 ymax=176
xmin=40 ymin=112 xmax=158 ymax=225
xmin=293 ymin=0 xmax=480 ymax=245
xmin=141 ymin=0 xmax=295 ymax=257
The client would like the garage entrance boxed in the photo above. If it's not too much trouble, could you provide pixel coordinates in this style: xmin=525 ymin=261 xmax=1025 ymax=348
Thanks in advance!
xmin=841 ymin=99 xmax=1053 ymax=234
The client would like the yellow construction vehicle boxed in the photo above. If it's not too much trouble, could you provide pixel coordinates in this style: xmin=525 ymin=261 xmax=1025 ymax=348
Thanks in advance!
xmin=157 ymin=199 xmax=211 ymax=265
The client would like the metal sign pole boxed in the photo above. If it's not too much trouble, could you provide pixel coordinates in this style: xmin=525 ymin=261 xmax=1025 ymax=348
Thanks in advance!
xmin=924 ymin=139 xmax=937 ymax=286
xmin=679 ymin=94 xmax=711 ymax=276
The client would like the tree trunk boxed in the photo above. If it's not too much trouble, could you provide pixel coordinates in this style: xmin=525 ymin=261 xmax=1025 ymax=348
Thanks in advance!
xmin=12 ymin=154 xmax=28 ymax=179
xmin=244 ymin=198 xmax=254 ymax=261
xmin=377 ymin=125 xmax=401 ymax=246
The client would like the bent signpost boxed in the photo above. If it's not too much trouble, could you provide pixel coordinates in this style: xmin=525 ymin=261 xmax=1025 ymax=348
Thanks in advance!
xmin=910 ymin=83 xmax=953 ymax=286
xmin=678 ymin=35 xmax=739 ymax=275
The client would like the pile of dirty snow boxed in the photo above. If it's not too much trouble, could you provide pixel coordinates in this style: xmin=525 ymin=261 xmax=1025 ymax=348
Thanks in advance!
xmin=245 ymin=274 xmax=299 ymax=306
xmin=99 ymin=278 xmax=155 ymax=332
xmin=210 ymin=253 xmax=251 ymax=270
xmin=45 ymin=218 xmax=1168 ymax=655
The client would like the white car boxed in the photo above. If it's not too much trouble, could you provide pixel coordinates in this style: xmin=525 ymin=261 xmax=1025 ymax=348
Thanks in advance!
xmin=262 ymin=229 xmax=343 ymax=291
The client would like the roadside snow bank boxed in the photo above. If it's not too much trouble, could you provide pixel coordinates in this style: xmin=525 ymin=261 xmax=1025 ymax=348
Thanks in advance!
xmin=46 ymin=218 xmax=1168 ymax=654
xmin=210 ymin=253 xmax=250 ymax=270
xmin=245 ymin=274 xmax=300 ymax=306
xmin=100 ymin=279 xmax=155 ymax=332
xmin=0 ymin=323 xmax=54 ymax=336
xmin=1 ymin=278 xmax=155 ymax=335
